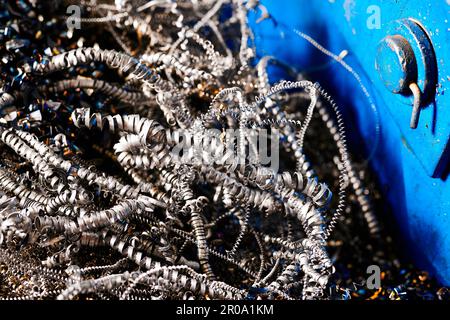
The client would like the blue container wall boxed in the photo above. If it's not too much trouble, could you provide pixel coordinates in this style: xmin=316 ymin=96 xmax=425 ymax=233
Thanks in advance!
xmin=249 ymin=0 xmax=450 ymax=285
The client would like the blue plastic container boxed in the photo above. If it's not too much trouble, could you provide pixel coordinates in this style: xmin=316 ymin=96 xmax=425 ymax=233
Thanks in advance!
xmin=249 ymin=0 xmax=450 ymax=285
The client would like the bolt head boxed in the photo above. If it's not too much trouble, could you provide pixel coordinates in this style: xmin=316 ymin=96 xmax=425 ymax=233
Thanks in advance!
xmin=375 ymin=35 xmax=418 ymax=94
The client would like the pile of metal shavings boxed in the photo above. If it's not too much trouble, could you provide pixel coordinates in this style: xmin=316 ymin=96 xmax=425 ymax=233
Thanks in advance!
xmin=0 ymin=0 xmax=448 ymax=300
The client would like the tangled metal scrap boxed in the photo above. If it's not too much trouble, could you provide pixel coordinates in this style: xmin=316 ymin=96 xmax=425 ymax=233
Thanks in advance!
xmin=0 ymin=0 xmax=382 ymax=300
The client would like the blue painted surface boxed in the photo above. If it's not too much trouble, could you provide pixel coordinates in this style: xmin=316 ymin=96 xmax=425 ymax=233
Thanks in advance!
xmin=249 ymin=0 xmax=450 ymax=285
